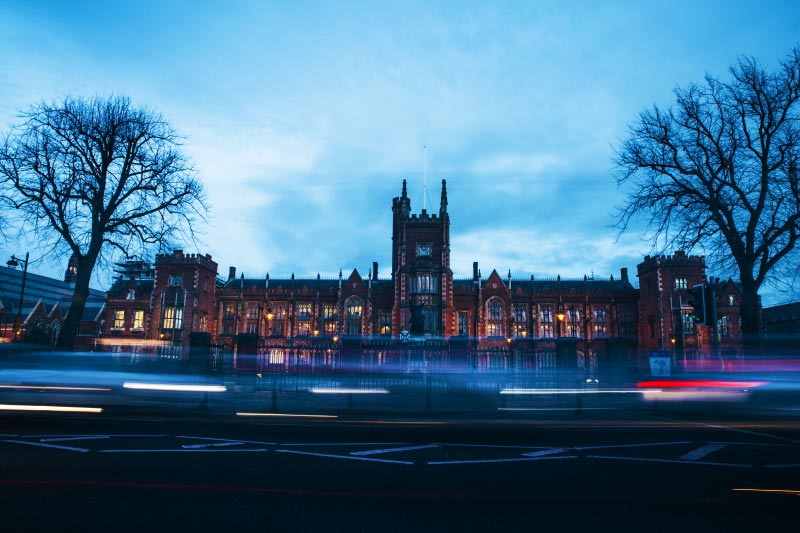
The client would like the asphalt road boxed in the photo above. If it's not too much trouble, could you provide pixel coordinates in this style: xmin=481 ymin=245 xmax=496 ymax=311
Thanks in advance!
xmin=2 ymin=409 xmax=799 ymax=532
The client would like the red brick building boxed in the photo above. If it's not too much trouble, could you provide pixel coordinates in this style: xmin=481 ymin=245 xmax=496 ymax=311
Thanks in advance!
xmin=213 ymin=180 xmax=642 ymax=372
xmin=637 ymin=251 xmax=747 ymax=362
xmin=97 ymin=180 xmax=748 ymax=372
xmin=100 ymin=250 xmax=217 ymax=354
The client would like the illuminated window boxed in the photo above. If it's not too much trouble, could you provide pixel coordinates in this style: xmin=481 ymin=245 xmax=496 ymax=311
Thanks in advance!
xmin=379 ymin=312 xmax=391 ymax=336
xmin=566 ymin=306 xmax=581 ymax=337
xmin=540 ymin=305 xmax=554 ymax=338
xmin=346 ymin=297 xmax=363 ymax=335
xmin=411 ymin=274 xmax=437 ymax=294
xmin=718 ymin=315 xmax=730 ymax=337
xmin=162 ymin=306 xmax=183 ymax=330
xmin=593 ymin=307 xmax=606 ymax=338
xmin=675 ymin=278 xmax=688 ymax=290
xmin=269 ymin=348 xmax=285 ymax=365
xmin=245 ymin=303 xmax=259 ymax=334
xmin=297 ymin=302 xmax=312 ymax=336
xmin=728 ymin=295 xmax=735 ymax=306
xmin=127 ymin=289 xmax=136 ymax=300
xmin=221 ymin=303 xmax=236 ymax=334
xmin=486 ymin=298 xmax=504 ymax=337
xmin=132 ymin=310 xmax=144 ymax=330
xmin=682 ymin=311 xmax=694 ymax=334
xmin=458 ymin=311 xmax=469 ymax=336
xmin=324 ymin=303 xmax=338 ymax=334
xmin=513 ymin=304 xmax=527 ymax=338
xmin=270 ymin=303 xmax=287 ymax=336
xmin=113 ymin=309 xmax=125 ymax=329
xmin=199 ymin=313 xmax=207 ymax=332
xmin=416 ymin=243 xmax=431 ymax=257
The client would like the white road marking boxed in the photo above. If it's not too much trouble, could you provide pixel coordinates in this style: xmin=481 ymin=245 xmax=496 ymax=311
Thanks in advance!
xmin=23 ymin=434 xmax=166 ymax=438
xmin=276 ymin=449 xmax=412 ymax=464
xmin=3 ymin=439 xmax=90 ymax=452
xmin=182 ymin=441 xmax=245 ymax=449
xmin=523 ymin=448 xmax=569 ymax=457
xmin=681 ymin=443 xmax=727 ymax=461
xmin=499 ymin=408 xmax=618 ymax=411
xmin=237 ymin=412 xmax=337 ymax=419
xmin=431 ymin=443 xmax=552 ymax=449
xmin=99 ymin=448 xmax=267 ymax=453
xmin=588 ymin=455 xmax=753 ymax=468
xmin=689 ymin=422 xmax=800 ymax=444
xmin=573 ymin=441 xmax=692 ymax=451
xmin=709 ymin=441 xmax=788 ymax=446
xmin=351 ymin=444 xmax=441 ymax=456
xmin=176 ymin=436 xmax=277 ymax=446
xmin=429 ymin=456 xmax=577 ymax=465
xmin=281 ymin=442 xmax=408 ymax=447
xmin=39 ymin=436 xmax=110 ymax=443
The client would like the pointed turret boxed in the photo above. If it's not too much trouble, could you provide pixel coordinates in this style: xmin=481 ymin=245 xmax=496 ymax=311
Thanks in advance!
xmin=440 ymin=179 xmax=448 ymax=216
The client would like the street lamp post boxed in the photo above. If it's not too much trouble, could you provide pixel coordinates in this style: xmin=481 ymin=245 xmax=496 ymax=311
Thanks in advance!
xmin=6 ymin=252 xmax=29 ymax=342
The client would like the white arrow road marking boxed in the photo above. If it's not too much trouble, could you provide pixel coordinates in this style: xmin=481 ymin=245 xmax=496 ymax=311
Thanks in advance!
xmin=3 ymin=439 xmax=90 ymax=452
xmin=351 ymin=444 xmax=441 ymax=456
xmin=680 ymin=443 xmax=727 ymax=461
xmin=276 ymin=449 xmax=413 ymax=465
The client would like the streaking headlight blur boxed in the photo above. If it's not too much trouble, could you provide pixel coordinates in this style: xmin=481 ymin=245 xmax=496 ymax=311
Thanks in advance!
xmin=123 ymin=382 xmax=226 ymax=392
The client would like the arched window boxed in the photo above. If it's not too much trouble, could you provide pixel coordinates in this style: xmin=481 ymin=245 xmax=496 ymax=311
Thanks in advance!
xmin=486 ymin=298 xmax=504 ymax=337
xmin=346 ymin=297 xmax=363 ymax=336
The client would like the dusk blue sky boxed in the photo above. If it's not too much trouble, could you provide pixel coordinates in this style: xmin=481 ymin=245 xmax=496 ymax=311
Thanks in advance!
xmin=2 ymin=1 xmax=799 ymax=305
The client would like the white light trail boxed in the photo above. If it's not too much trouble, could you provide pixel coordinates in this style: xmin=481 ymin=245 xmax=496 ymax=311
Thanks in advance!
xmin=0 ymin=384 xmax=111 ymax=391
xmin=0 ymin=404 xmax=102 ymax=413
xmin=123 ymin=382 xmax=226 ymax=392
xmin=309 ymin=388 xmax=389 ymax=394
xmin=500 ymin=388 xmax=661 ymax=395
xmin=236 ymin=412 xmax=338 ymax=419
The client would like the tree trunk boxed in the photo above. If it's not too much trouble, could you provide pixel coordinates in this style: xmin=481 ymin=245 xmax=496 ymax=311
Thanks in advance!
xmin=738 ymin=280 xmax=763 ymax=357
xmin=57 ymin=253 xmax=98 ymax=350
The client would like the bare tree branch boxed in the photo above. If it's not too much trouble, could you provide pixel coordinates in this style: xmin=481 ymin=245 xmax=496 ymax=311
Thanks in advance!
xmin=614 ymin=46 xmax=800 ymax=346
xmin=0 ymin=95 xmax=208 ymax=348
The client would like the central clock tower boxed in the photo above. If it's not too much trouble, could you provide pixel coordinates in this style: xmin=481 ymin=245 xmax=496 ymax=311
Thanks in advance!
xmin=391 ymin=179 xmax=454 ymax=337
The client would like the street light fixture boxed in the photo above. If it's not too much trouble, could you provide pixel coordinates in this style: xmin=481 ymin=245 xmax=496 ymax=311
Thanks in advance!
xmin=556 ymin=310 xmax=566 ymax=338
xmin=6 ymin=252 xmax=29 ymax=342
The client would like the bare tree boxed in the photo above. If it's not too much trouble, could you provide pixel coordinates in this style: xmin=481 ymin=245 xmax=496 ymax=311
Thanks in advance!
xmin=615 ymin=47 xmax=800 ymax=350
xmin=0 ymin=95 xmax=207 ymax=349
